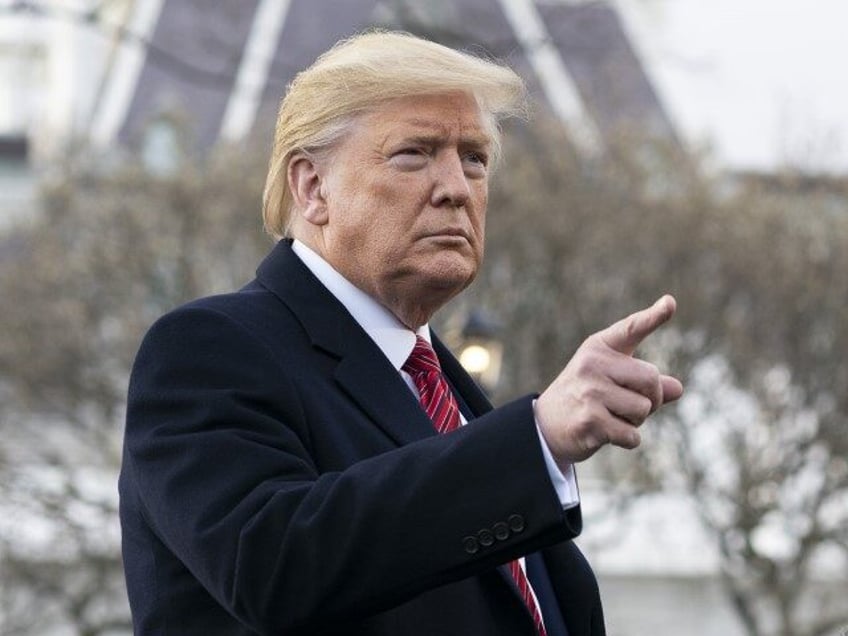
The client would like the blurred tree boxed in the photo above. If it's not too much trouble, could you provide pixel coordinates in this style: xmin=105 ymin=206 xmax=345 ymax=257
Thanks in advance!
xmin=662 ymin=175 xmax=848 ymax=636
xmin=0 ymin=141 xmax=269 ymax=634
xmin=464 ymin=121 xmax=848 ymax=636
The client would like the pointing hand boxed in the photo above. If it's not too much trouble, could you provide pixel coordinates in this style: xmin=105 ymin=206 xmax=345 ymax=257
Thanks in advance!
xmin=535 ymin=295 xmax=684 ymax=465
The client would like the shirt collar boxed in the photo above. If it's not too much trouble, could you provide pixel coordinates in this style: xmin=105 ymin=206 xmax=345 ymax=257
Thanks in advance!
xmin=292 ymin=240 xmax=429 ymax=370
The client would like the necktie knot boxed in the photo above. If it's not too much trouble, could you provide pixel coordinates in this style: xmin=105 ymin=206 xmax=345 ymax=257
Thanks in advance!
xmin=402 ymin=336 xmax=442 ymax=376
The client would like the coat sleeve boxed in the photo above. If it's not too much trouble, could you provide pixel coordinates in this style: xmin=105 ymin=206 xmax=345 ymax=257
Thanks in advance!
xmin=121 ymin=304 xmax=582 ymax=634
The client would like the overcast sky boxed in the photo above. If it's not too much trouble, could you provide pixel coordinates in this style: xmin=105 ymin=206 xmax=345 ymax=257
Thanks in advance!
xmin=618 ymin=0 xmax=848 ymax=173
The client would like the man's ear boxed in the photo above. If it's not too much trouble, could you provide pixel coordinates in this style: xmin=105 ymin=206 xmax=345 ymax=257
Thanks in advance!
xmin=288 ymin=153 xmax=329 ymax=226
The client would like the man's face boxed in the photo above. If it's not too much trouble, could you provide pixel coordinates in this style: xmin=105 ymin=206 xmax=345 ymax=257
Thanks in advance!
xmin=314 ymin=92 xmax=491 ymax=327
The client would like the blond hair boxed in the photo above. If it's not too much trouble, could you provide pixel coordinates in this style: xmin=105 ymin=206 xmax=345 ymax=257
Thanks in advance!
xmin=261 ymin=30 xmax=527 ymax=239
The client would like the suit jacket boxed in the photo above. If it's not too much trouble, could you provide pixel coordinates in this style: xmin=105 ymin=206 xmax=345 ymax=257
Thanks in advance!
xmin=119 ymin=239 xmax=606 ymax=635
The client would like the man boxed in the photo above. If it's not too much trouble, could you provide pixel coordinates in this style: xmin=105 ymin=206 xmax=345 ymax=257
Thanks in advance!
xmin=120 ymin=31 xmax=683 ymax=635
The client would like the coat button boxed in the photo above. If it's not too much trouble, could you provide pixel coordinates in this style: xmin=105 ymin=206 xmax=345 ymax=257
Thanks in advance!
xmin=477 ymin=529 xmax=495 ymax=547
xmin=463 ymin=536 xmax=480 ymax=554
xmin=493 ymin=521 xmax=510 ymax=541
xmin=507 ymin=514 xmax=525 ymax=533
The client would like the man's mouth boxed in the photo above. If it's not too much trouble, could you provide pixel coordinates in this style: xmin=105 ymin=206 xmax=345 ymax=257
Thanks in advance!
xmin=423 ymin=228 xmax=470 ymax=241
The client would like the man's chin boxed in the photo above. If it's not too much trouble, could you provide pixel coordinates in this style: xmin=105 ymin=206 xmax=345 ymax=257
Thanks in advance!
xmin=391 ymin=252 xmax=479 ymax=297
xmin=420 ymin=262 xmax=477 ymax=295
xmin=383 ymin=261 xmax=478 ymax=327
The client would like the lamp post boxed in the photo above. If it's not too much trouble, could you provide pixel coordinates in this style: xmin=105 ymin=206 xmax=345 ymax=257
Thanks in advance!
xmin=457 ymin=309 xmax=503 ymax=396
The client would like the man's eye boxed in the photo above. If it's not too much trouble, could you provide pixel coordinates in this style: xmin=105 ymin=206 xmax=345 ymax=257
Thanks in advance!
xmin=395 ymin=147 xmax=427 ymax=157
xmin=391 ymin=148 xmax=429 ymax=169
xmin=462 ymin=152 xmax=489 ymax=176
xmin=464 ymin=151 xmax=488 ymax=167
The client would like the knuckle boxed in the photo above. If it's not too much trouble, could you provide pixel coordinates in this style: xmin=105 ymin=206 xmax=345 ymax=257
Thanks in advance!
xmin=636 ymin=396 xmax=652 ymax=421
xmin=636 ymin=362 xmax=662 ymax=406
xmin=624 ymin=319 xmax=639 ymax=343
xmin=573 ymin=409 xmax=610 ymax=447
xmin=633 ymin=359 xmax=659 ymax=386
xmin=613 ymin=427 xmax=640 ymax=449
xmin=576 ymin=403 xmax=605 ymax=430
xmin=644 ymin=362 xmax=660 ymax=384
xmin=572 ymin=350 xmax=598 ymax=375
xmin=577 ymin=430 xmax=607 ymax=456
xmin=573 ymin=416 xmax=593 ymax=438
xmin=578 ymin=383 xmax=604 ymax=404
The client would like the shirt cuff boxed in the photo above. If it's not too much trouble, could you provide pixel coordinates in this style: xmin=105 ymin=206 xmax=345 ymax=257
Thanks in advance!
xmin=533 ymin=401 xmax=580 ymax=510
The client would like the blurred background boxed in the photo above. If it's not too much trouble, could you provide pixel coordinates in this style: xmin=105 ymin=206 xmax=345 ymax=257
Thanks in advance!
xmin=0 ymin=1 xmax=846 ymax=634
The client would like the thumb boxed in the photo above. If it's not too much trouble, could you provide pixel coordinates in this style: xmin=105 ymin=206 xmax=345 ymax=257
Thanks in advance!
xmin=600 ymin=295 xmax=677 ymax=356
xmin=661 ymin=374 xmax=684 ymax=404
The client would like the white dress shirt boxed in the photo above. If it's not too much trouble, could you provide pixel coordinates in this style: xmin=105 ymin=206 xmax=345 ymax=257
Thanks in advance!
xmin=292 ymin=240 xmax=579 ymax=509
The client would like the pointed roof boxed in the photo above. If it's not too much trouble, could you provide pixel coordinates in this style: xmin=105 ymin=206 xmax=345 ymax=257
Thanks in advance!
xmin=97 ymin=0 xmax=678 ymax=156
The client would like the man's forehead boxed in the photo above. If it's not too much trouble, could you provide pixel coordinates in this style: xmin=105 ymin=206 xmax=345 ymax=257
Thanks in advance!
xmin=373 ymin=105 xmax=491 ymax=145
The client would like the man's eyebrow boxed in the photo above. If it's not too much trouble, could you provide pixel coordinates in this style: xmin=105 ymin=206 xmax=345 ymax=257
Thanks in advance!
xmin=396 ymin=120 xmax=491 ymax=147
xmin=401 ymin=118 xmax=450 ymax=131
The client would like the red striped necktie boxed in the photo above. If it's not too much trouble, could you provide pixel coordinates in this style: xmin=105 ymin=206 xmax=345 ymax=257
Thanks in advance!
xmin=402 ymin=336 xmax=461 ymax=433
xmin=402 ymin=336 xmax=548 ymax=636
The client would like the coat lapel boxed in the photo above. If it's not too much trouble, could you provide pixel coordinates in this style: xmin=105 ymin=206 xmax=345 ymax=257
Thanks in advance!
xmin=254 ymin=240 xmax=436 ymax=447
xmin=332 ymin=338 xmax=437 ymax=447
xmin=433 ymin=333 xmax=494 ymax=418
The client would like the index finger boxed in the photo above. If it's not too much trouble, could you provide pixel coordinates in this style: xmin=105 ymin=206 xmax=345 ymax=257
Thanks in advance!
xmin=599 ymin=295 xmax=677 ymax=356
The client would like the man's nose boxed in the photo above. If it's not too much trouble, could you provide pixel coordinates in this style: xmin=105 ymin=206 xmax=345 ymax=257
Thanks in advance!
xmin=430 ymin=152 xmax=471 ymax=208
